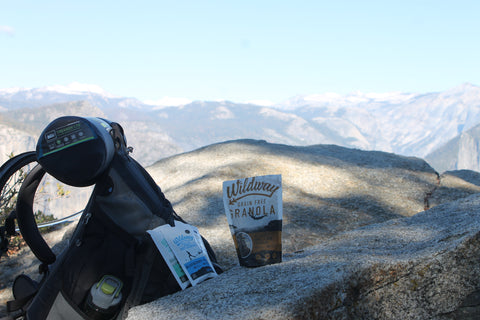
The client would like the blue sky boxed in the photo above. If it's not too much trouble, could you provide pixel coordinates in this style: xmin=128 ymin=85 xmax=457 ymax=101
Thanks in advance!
xmin=1 ymin=1 xmax=479 ymax=103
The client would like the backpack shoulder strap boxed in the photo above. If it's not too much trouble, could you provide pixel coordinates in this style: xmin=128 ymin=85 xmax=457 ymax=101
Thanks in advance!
xmin=0 ymin=152 xmax=37 ymax=260
xmin=16 ymin=164 xmax=56 ymax=265
xmin=0 ymin=151 xmax=37 ymax=189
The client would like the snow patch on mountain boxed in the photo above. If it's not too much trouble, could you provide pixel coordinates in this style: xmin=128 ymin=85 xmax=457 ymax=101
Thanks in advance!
xmin=40 ymin=82 xmax=116 ymax=97
xmin=259 ymin=107 xmax=297 ymax=121
xmin=0 ymin=83 xmax=116 ymax=99
xmin=146 ymin=97 xmax=193 ymax=108
xmin=245 ymin=99 xmax=275 ymax=107
xmin=0 ymin=87 xmax=27 ymax=95
xmin=213 ymin=106 xmax=235 ymax=120
xmin=281 ymin=91 xmax=416 ymax=109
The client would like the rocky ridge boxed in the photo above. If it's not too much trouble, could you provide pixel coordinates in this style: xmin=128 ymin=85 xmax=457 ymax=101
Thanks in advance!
xmin=1 ymin=140 xmax=479 ymax=319
xmin=128 ymin=195 xmax=480 ymax=319
xmin=129 ymin=140 xmax=480 ymax=319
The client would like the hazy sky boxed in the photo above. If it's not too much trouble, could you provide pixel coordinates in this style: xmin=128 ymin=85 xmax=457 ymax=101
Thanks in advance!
xmin=1 ymin=0 xmax=479 ymax=103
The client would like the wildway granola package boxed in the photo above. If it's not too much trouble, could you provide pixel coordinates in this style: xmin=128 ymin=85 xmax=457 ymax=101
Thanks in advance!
xmin=223 ymin=174 xmax=282 ymax=267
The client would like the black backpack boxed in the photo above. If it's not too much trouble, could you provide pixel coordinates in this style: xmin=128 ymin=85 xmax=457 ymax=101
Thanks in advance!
xmin=2 ymin=116 xmax=221 ymax=319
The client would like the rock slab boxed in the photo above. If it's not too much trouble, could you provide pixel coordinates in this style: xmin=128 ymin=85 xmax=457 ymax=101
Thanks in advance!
xmin=127 ymin=194 xmax=480 ymax=320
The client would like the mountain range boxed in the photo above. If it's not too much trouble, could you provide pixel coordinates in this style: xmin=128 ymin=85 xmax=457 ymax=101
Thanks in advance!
xmin=2 ymin=82 xmax=480 ymax=172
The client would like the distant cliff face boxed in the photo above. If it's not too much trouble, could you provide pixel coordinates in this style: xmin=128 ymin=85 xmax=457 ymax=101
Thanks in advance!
xmin=0 ymin=124 xmax=36 ymax=161
xmin=458 ymin=131 xmax=480 ymax=171
xmin=426 ymin=123 xmax=480 ymax=173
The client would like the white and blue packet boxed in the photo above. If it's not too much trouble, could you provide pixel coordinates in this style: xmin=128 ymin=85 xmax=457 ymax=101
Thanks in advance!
xmin=147 ymin=221 xmax=217 ymax=289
